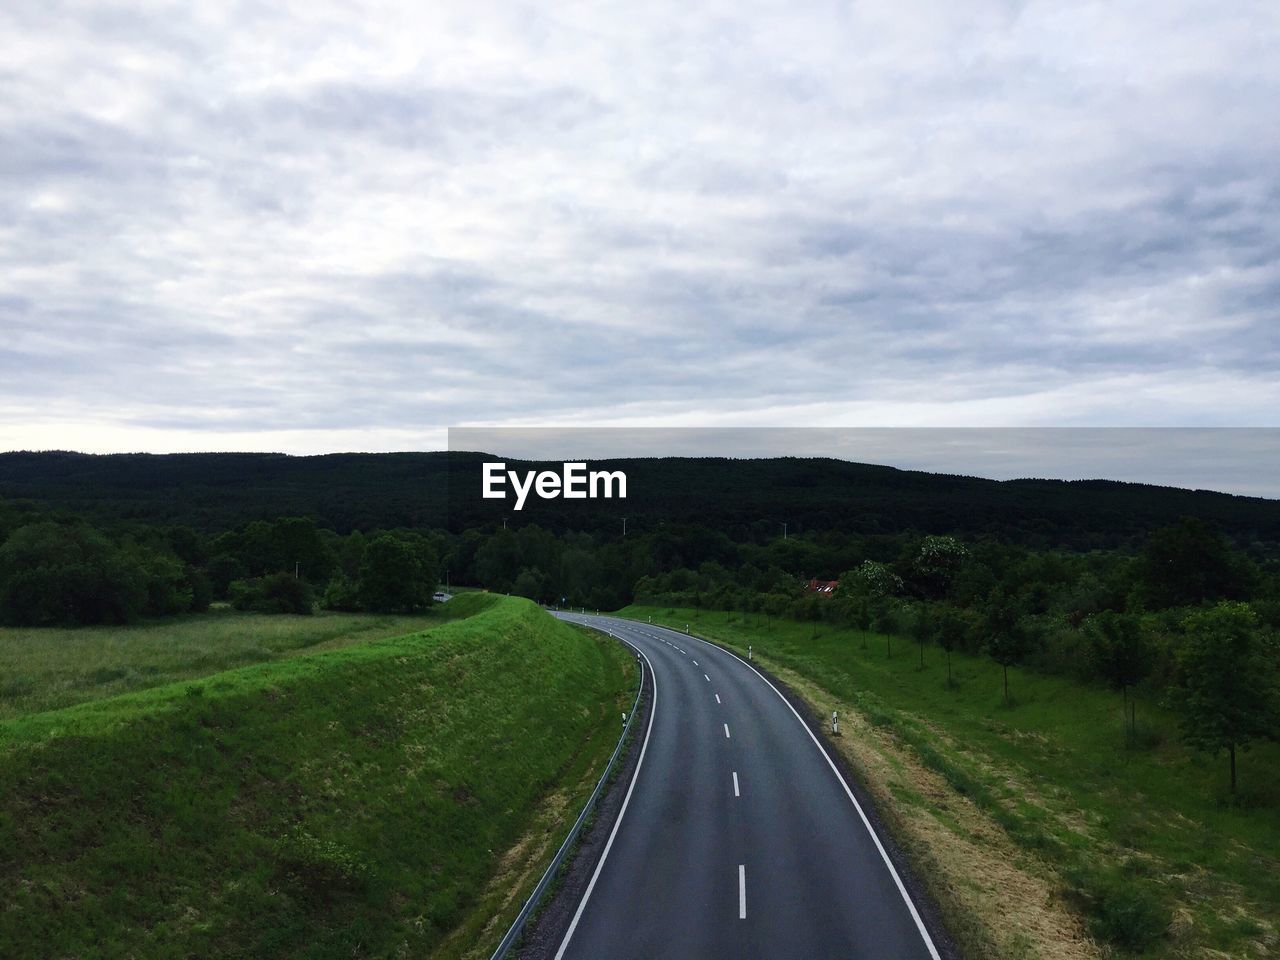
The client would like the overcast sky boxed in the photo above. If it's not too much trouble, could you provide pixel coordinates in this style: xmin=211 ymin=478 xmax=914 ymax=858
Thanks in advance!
xmin=2 ymin=2 xmax=1279 ymax=476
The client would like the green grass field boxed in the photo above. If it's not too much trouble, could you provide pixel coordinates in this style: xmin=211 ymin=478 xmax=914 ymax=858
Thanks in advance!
xmin=0 ymin=603 xmax=485 ymax=720
xmin=622 ymin=605 xmax=1279 ymax=958
xmin=0 ymin=596 xmax=634 ymax=959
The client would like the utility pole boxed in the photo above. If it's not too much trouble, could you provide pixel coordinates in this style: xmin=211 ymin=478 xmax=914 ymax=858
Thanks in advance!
xmin=621 ymin=517 xmax=628 ymax=537
xmin=502 ymin=517 xmax=508 ymax=530
xmin=782 ymin=522 xmax=788 ymax=540
xmin=294 ymin=561 xmax=299 ymax=579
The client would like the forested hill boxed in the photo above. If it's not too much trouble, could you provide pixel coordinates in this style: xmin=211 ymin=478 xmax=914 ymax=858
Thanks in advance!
xmin=2 ymin=450 xmax=1278 ymax=550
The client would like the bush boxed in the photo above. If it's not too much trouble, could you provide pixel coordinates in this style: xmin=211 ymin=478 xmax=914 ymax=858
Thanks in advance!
xmin=1065 ymin=865 xmax=1170 ymax=953
xmin=130 ymin=548 xmax=193 ymax=617
xmin=228 ymin=573 xmax=314 ymax=615
xmin=321 ymin=575 xmax=362 ymax=612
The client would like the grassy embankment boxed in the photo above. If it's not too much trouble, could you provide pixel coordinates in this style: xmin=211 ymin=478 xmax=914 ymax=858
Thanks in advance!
xmin=621 ymin=605 xmax=1279 ymax=960
xmin=0 ymin=605 xmax=481 ymax=720
xmin=0 ymin=595 xmax=634 ymax=959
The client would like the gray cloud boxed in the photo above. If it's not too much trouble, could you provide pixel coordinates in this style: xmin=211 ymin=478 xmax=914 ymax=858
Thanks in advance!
xmin=1 ymin=0 xmax=1279 ymax=464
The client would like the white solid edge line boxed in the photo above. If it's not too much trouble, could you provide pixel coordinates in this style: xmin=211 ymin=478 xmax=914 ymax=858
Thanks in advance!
xmin=621 ymin=618 xmax=943 ymax=960
xmin=738 ymin=864 xmax=747 ymax=919
xmin=553 ymin=629 xmax=659 ymax=960
xmin=732 ymin=771 xmax=740 ymax=797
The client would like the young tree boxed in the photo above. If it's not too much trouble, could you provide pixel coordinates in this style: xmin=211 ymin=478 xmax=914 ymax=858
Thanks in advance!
xmin=870 ymin=599 xmax=896 ymax=659
xmin=935 ymin=607 xmax=966 ymax=686
xmin=983 ymin=597 xmax=1028 ymax=705
xmin=1083 ymin=611 xmax=1153 ymax=744
xmin=1168 ymin=602 xmax=1280 ymax=794
xmin=911 ymin=604 xmax=934 ymax=669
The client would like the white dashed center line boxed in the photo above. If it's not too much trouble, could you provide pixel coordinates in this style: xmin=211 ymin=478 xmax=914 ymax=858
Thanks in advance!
xmin=723 ymin=723 xmax=731 ymax=739
xmin=738 ymin=865 xmax=747 ymax=919
xmin=715 ymin=694 xmax=721 ymax=704
xmin=704 ymin=674 xmax=710 ymax=682
xmin=732 ymin=771 xmax=740 ymax=796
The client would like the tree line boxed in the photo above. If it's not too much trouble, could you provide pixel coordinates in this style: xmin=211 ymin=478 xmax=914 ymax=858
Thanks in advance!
xmin=0 ymin=504 xmax=441 ymax=623
xmin=2 ymin=495 xmax=1276 ymax=793
xmin=636 ymin=521 xmax=1280 ymax=793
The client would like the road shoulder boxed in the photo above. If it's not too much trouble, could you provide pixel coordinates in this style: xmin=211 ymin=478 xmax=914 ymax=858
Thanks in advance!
xmin=513 ymin=643 xmax=654 ymax=959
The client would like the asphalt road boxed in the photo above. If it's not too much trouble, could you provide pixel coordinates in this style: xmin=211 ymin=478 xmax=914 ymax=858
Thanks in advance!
xmin=550 ymin=613 xmax=942 ymax=960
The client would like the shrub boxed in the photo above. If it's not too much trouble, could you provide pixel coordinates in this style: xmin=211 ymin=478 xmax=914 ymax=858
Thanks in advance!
xmin=321 ymin=575 xmax=362 ymax=612
xmin=229 ymin=573 xmax=314 ymax=615
xmin=1065 ymin=865 xmax=1170 ymax=953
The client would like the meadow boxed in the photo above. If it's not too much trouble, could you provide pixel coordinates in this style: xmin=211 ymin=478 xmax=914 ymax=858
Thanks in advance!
xmin=622 ymin=604 xmax=1279 ymax=959
xmin=0 ymin=596 xmax=635 ymax=959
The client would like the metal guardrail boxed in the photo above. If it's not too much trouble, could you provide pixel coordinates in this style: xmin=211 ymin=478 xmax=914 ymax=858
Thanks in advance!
xmin=489 ymin=629 xmax=645 ymax=960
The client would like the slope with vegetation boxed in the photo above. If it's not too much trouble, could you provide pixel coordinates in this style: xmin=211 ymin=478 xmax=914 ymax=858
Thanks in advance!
xmin=0 ymin=606 xmax=469 ymax=720
xmin=0 ymin=596 xmax=635 ymax=959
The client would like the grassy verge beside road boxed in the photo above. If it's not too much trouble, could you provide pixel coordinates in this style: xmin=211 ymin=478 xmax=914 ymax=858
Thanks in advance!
xmin=622 ymin=605 xmax=1279 ymax=959
xmin=0 ymin=599 xmax=493 ymax=719
xmin=0 ymin=596 xmax=634 ymax=959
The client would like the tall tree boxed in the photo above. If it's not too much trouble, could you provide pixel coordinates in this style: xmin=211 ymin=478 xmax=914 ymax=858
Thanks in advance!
xmin=1168 ymin=602 xmax=1280 ymax=794
xmin=0 ymin=522 xmax=146 ymax=626
xmin=912 ymin=535 xmax=969 ymax=600
xmin=1137 ymin=517 xmax=1257 ymax=610
xmin=359 ymin=535 xmax=437 ymax=613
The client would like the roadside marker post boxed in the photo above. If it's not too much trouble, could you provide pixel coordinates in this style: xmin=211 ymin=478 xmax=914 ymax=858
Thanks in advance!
xmin=748 ymin=644 xmax=753 ymax=661
xmin=832 ymin=711 xmax=839 ymax=736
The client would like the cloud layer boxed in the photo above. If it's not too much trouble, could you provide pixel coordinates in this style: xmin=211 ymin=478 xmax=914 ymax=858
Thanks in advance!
xmin=2 ymin=0 xmax=1279 ymax=455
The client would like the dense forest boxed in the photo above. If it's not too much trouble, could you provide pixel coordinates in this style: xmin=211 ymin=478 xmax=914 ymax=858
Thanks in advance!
xmin=4 ymin=450 xmax=1280 ymax=549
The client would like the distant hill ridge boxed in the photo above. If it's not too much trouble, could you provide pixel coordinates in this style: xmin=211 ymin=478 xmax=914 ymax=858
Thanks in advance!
xmin=1 ymin=450 xmax=1278 ymax=548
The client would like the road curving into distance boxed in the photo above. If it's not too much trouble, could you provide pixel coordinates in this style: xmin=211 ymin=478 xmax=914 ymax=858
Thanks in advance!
xmin=549 ymin=612 xmax=945 ymax=960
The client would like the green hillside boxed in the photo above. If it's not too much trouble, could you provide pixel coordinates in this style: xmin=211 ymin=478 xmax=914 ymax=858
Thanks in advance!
xmin=0 ymin=596 xmax=634 ymax=959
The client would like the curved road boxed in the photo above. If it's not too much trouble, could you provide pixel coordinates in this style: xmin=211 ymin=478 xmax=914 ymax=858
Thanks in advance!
xmin=551 ymin=613 xmax=941 ymax=960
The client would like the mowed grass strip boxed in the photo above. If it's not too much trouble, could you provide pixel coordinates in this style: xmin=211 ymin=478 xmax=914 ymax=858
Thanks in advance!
xmin=0 ymin=596 xmax=634 ymax=960
xmin=623 ymin=605 xmax=1280 ymax=959
xmin=0 ymin=597 xmax=493 ymax=720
